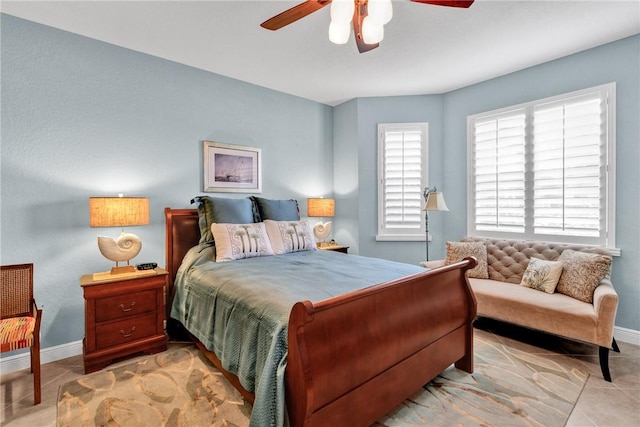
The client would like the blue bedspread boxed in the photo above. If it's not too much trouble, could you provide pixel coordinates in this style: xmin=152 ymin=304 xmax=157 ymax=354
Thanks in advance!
xmin=170 ymin=247 xmax=424 ymax=427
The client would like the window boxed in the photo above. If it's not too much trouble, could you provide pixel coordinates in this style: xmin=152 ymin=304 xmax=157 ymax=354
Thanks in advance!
xmin=377 ymin=123 xmax=428 ymax=241
xmin=468 ymin=83 xmax=616 ymax=251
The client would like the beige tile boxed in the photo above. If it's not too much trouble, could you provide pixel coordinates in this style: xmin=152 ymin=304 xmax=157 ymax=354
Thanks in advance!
xmin=1 ymin=402 xmax=56 ymax=427
xmin=566 ymin=408 xmax=598 ymax=427
xmin=608 ymin=356 xmax=640 ymax=389
xmin=572 ymin=385 xmax=640 ymax=426
xmin=615 ymin=340 xmax=640 ymax=358
xmin=621 ymin=388 xmax=640 ymax=404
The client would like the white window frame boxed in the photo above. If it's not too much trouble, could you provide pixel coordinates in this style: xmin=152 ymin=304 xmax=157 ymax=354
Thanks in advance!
xmin=376 ymin=122 xmax=428 ymax=241
xmin=467 ymin=83 xmax=618 ymax=254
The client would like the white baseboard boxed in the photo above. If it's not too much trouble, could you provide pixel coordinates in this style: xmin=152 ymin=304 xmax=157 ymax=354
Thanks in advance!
xmin=1 ymin=327 xmax=639 ymax=375
xmin=614 ymin=326 xmax=640 ymax=346
xmin=0 ymin=340 xmax=82 ymax=374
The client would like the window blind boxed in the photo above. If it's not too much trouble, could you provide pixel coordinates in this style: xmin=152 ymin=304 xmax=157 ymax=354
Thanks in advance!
xmin=533 ymin=94 xmax=604 ymax=238
xmin=473 ymin=112 xmax=526 ymax=233
xmin=468 ymin=83 xmax=614 ymax=249
xmin=378 ymin=123 xmax=427 ymax=237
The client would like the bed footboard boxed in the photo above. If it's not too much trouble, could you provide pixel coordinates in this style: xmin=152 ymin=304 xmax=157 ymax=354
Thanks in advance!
xmin=285 ymin=257 xmax=477 ymax=427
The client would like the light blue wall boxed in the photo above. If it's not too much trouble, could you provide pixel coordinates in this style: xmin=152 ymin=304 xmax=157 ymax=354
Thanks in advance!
xmin=346 ymin=35 xmax=639 ymax=331
xmin=333 ymin=99 xmax=360 ymax=253
xmin=1 ymin=14 xmax=333 ymax=349
xmin=355 ymin=95 xmax=446 ymax=263
xmin=2 ymin=12 xmax=638 ymax=355
xmin=442 ymin=35 xmax=640 ymax=331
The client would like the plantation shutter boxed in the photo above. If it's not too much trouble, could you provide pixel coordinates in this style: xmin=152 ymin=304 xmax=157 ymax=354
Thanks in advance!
xmin=468 ymin=83 xmax=614 ymax=249
xmin=472 ymin=112 xmax=526 ymax=233
xmin=533 ymin=93 xmax=605 ymax=239
xmin=379 ymin=123 xmax=427 ymax=236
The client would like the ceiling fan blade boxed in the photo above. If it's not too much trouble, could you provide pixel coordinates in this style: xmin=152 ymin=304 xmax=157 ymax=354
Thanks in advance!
xmin=411 ymin=0 xmax=474 ymax=8
xmin=261 ymin=0 xmax=332 ymax=30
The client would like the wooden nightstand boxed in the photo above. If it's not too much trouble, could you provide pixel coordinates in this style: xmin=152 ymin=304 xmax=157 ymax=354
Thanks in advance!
xmin=80 ymin=269 xmax=168 ymax=374
xmin=318 ymin=243 xmax=349 ymax=254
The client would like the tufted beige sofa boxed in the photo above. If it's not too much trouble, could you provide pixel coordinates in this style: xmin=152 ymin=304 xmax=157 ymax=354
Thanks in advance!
xmin=425 ymin=237 xmax=619 ymax=381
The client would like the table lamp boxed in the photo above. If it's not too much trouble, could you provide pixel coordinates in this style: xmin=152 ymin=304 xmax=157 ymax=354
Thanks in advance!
xmin=89 ymin=196 xmax=149 ymax=277
xmin=307 ymin=198 xmax=335 ymax=246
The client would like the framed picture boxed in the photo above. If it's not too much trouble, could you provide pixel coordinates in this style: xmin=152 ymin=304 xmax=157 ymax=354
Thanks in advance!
xmin=203 ymin=141 xmax=262 ymax=193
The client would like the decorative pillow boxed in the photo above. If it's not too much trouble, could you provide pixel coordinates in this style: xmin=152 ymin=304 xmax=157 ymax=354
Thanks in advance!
xmin=264 ymin=220 xmax=318 ymax=254
xmin=556 ymin=249 xmax=612 ymax=303
xmin=445 ymin=241 xmax=489 ymax=279
xmin=210 ymin=222 xmax=274 ymax=262
xmin=193 ymin=196 xmax=255 ymax=244
xmin=520 ymin=258 xmax=564 ymax=294
xmin=250 ymin=197 xmax=300 ymax=222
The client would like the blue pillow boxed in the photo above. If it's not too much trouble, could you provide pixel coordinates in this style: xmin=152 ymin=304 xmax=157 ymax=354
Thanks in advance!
xmin=250 ymin=196 xmax=300 ymax=222
xmin=192 ymin=196 xmax=255 ymax=244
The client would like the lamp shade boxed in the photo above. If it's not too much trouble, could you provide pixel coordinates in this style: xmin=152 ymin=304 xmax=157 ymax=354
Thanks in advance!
xmin=89 ymin=197 xmax=149 ymax=227
xmin=423 ymin=192 xmax=449 ymax=212
xmin=308 ymin=198 xmax=335 ymax=217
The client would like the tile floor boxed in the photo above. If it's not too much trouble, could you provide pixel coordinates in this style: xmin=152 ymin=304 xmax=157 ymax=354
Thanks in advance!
xmin=1 ymin=320 xmax=639 ymax=426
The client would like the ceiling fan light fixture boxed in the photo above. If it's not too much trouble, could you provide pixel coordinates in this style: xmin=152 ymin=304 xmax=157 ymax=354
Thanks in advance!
xmin=329 ymin=20 xmax=351 ymax=44
xmin=330 ymin=0 xmax=355 ymax=24
xmin=362 ymin=16 xmax=384 ymax=44
xmin=367 ymin=0 xmax=393 ymax=25
xmin=262 ymin=0 xmax=474 ymax=53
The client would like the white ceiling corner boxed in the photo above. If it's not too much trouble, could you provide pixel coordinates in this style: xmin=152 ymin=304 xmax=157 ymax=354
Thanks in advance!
xmin=2 ymin=0 xmax=639 ymax=106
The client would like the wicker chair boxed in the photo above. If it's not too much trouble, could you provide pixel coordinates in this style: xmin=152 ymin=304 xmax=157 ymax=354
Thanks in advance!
xmin=0 ymin=264 xmax=42 ymax=404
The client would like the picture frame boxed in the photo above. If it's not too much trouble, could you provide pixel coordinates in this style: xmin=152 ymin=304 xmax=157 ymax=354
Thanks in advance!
xmin=203 ymin=141 xmax=262 ymax=193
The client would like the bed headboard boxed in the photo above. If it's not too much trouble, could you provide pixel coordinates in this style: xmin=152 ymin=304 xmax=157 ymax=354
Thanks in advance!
xmin=164 ymin=207 xmax=200 ymax=296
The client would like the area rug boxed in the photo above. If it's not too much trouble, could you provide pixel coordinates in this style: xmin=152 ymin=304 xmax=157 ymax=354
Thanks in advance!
xmin=57 ymin=346 xmax=251 ymax=426
xmin=58 ymin=335 xmax=587 ymax=426
xmin=374 ymin=334 xmax=588 ymax=426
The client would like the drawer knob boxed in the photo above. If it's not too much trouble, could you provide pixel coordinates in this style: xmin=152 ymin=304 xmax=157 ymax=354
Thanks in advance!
xmin=119 ymin=302 xmax=136 ymax=312
xmin=119 ymin=327 xmax=136 ymax=338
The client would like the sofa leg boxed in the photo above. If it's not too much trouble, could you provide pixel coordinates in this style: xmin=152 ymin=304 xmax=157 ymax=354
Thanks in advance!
xmin=612 ymin=337 xmax=620 ymax=353
xmin=599 ymin=346 xmax=612 ymax=382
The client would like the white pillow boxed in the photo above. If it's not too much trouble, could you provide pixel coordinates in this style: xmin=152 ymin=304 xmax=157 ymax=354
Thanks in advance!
xmin=264 ymin=220 xmax=318 ymax=255
xmin=520 ymin=258 xmax=564 ymax=294
xmin=210 ymin=222 xmax=274 ymax=262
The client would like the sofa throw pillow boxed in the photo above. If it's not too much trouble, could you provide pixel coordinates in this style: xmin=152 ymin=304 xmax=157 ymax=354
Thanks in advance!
xmin=556 ymin=249 xmax=612 ymax=303
xmin=445 ymin=241 xmax=489 ymax=279
xmin=264 ymin=220 xmax=318 ymax=255
xmin=520 ymin=258 xmax=564 ymax=294
xmin=210 ymin=222 xmax=274 ymax=262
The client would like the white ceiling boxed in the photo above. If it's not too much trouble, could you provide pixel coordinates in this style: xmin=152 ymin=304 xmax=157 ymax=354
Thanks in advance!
xmin=2 ymin=0 xmax=639 ymax=106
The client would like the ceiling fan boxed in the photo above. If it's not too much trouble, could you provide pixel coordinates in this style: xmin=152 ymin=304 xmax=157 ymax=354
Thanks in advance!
xmin=261 ymin=0 xmax=474 ymax=54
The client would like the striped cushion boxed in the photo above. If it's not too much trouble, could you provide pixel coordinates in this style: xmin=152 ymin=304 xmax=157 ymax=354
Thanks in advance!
xmin=0 ymin=316 xmax=36 ymax=352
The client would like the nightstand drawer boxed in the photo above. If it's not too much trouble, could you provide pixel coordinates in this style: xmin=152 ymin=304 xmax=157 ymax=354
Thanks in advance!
xmin=95 ymin=289 xmax=156 ymax=322
xmin=95 ymin=313 xmax=157 ymax=349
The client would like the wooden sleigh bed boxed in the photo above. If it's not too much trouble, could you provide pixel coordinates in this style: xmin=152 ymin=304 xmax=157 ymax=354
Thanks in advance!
xmin=165 ymin=207 xmax=477 ymax=426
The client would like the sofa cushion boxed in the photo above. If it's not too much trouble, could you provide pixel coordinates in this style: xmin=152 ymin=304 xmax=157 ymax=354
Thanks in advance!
xmin=520 ymin=258 xmax=564 ymax=294
xmin=556 ymin=250 xmax=612 ymax=304
xmin=470 ymin=278 xmax=599 ymax=345
xmin=445 ymin=241 xmax=488 ymax=279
